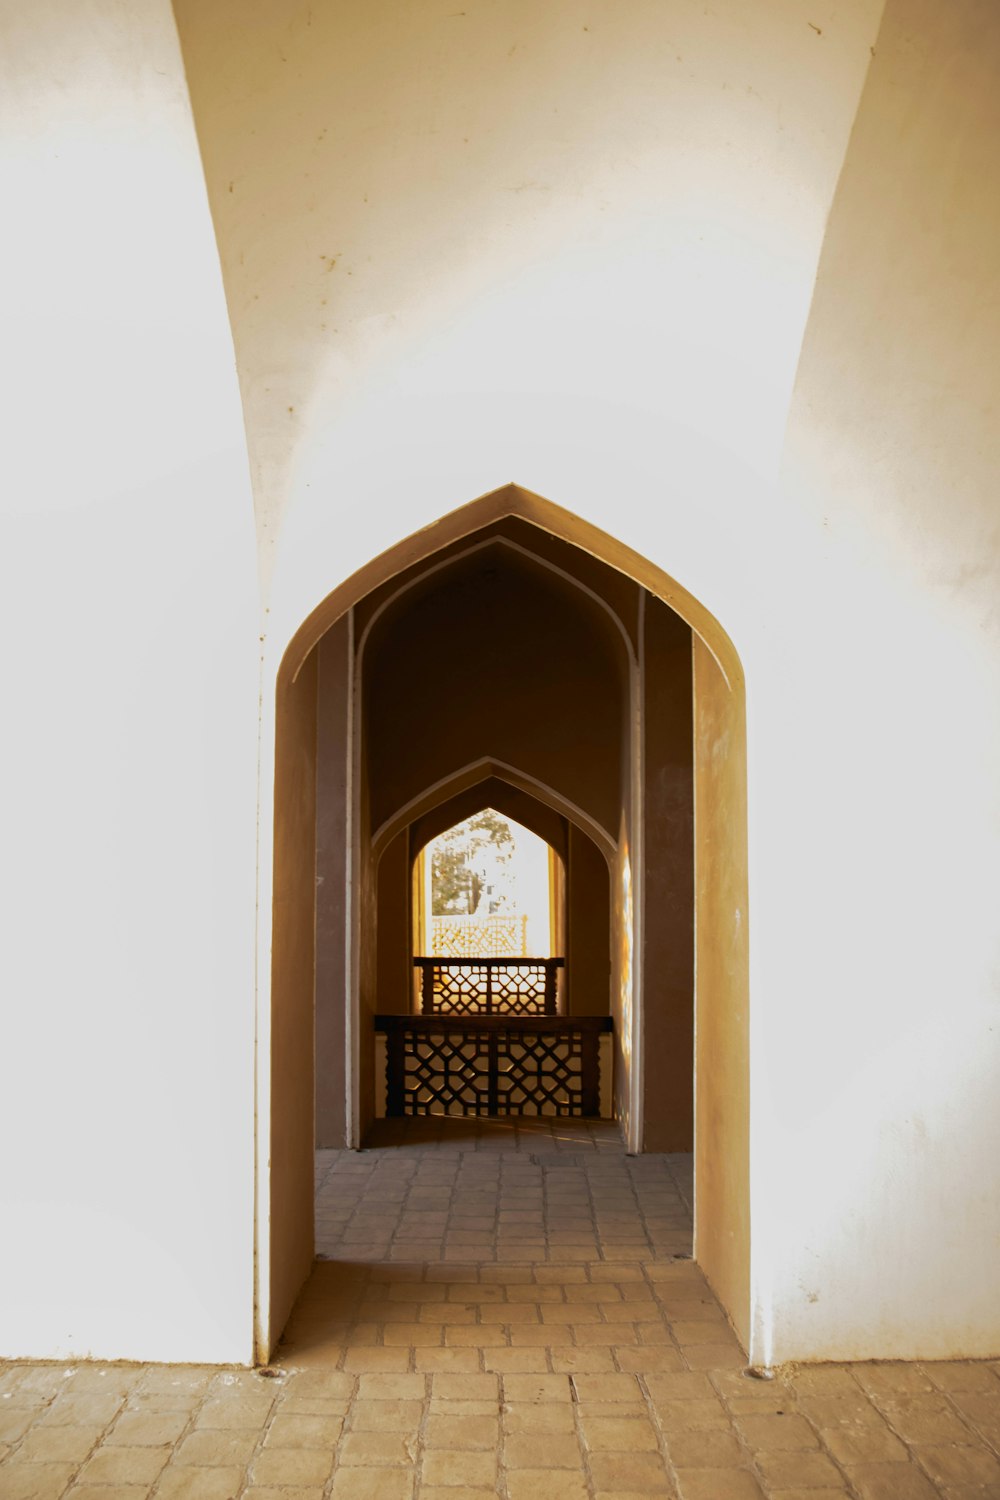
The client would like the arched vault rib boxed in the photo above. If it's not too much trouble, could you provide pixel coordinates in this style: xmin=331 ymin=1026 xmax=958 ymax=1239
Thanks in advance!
xmin=406 ymin=776 xmax=568 ymax=865
xmin=282 ymin=483 xmax=740 ymax=695
xmin=370 ymin=757 xmax=617 ymax=868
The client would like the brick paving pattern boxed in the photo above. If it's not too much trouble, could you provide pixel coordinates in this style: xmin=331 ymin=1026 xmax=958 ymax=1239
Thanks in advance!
xmin=2 ymin=1117 xmax=999 ymax=1499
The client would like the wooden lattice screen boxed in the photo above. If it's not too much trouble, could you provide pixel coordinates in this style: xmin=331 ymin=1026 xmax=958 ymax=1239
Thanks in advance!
xmin=376 ymin=1015 xmax=611 ymax=1118
xmin=414 ymin=957 xmax=563 ymax=1016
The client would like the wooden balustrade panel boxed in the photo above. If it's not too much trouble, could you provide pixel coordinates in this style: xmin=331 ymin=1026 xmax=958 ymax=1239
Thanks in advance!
xmin=376 ymin=1015 xmax=610 ymax=1118
xmin=414 ymin=957 xmax=563 ymax=1016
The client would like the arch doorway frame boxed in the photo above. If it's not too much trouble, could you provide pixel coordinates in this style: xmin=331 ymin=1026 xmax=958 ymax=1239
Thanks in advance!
xmin=261 ymin=482 xmax=750 ymax=1366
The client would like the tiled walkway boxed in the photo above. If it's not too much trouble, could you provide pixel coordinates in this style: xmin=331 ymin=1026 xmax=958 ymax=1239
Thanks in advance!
xmin=3 ymin=1119 xmax=1000 ymax=1500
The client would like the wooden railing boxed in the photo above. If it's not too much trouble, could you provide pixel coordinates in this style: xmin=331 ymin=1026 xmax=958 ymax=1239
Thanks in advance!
xmin=376 ymin=1014 xmax=611 ymax=1118
xmin=414 ymin=956 xmax=564 ymax=1016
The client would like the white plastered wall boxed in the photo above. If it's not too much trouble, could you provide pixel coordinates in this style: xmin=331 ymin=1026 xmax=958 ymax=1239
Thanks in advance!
xmin=754 ymin=0 xmax=1000 ymax=1362
xmin=191 ymin=0 xmax=998 ymax=1362
xmin=4 ymin=0 xmax=999 ymax=1369
xmin=0 ymin=2 xmax=260 ymax=1361
xmin=172 ymin=0 xmax=887 ymax=1364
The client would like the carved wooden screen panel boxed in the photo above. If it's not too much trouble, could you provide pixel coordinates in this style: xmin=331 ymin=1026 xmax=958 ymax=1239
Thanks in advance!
xmin=493 ymin=1028 xmax=586 ymax=1115
xmin=377 ymin=1016 xmax=610 ymax=1118
xmin=414 ymin=958 xmax=563 ymax=1016
xmin=407 ymin=1028 xmax=490 ymax=1116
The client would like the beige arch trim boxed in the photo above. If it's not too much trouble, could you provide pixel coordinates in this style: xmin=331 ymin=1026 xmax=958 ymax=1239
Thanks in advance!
xmin=371 ymin=757 xmax=617 ymax=868
xmin=280 ymin=482 xmax=741 ymax=694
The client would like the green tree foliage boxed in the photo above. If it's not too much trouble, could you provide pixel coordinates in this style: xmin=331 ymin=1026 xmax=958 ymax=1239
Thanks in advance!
xmin=431 ymin=809 xmax=515 ymax=915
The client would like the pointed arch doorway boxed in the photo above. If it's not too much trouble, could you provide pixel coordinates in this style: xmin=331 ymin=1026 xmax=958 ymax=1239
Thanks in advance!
xmin=262 ymin=484 xmax=749 ymax=1363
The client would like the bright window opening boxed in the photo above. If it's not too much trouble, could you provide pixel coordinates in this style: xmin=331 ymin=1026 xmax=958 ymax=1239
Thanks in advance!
xmin=414 ymin=809 xmax=558 ymax=959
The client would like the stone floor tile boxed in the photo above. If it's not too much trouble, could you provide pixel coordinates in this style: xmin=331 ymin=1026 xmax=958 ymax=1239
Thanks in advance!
xmin=283 ymin=1371 xmax=354 ymax=1399
xmin=682 ymin=1344 xmax=747 ymax=1371
xmin=753 ymin=1448 xmax=844 ymax=1488
xmin=878 ymin=1395 xmax=976 ymax=1445
xmin=418 ymin=1489 xmax=496 ymax=1500
xmin=35 ymin=1392 xmax=124 ymax=1428
xmin=172 ymin=1429 xmax=259 ymax=1467
xmin=481 ymin=1349 xmax=549 ymax=1374
xmin=383 ymin=1323 xmax=445 ymax=1347
xmin=61 ymin=1371 xmax=139 ymax=1398
xmin=580 ymin=1415 xmax=660 ymax=1450
xmin=503 ymin=1374 xmax=573 ymax=1402
xmin=341 ymin=1349 xmax=412 ymax=1373
xmin=505 ymin=1471 xmax=589 ymax=1499
xmin=574 ymin=1324 xmax=639 ymax=1346
xmin=616 ymin=1347 xmax=685 ymax=1373
xmin=415 ymin=1349 xmax=481 ymax=1373
xmin=77 ymin=1444 xmax=171 ymax=1483
xmin=350 ymin=1399 xmax=423 ymax=1431
xmin=665 ymin=1427 xmax=745 ymax=1467
xmin=588 ymin=1451 xmax=673 ymax=1491
xmin=242 ymin=1489 xmax=325 ymax=1500
xmin=0 ymin=1464 xmax=79 ymax=1500
xmin=428 ymin=1399 xmax=497 ymax=1417
xmin=65 ymin=1486 xmax=151 ymax=1500
xmin=645 ymin=1372 xmax=716 ymax=1402
xmin=736 ymin=1413 xmax=819 ymax=1451
xmin=855 ymin=1365 xmax=937 ymax=1397
xmin=11 ymin=1425 xmax=104 ymax=1463
xmin=3 ymin=1371 xmax=73 ymax=1402
xmin=767 ymin=1491 xmax=850 ymax=1500
xmin=949 ymin=1391 xmax=1000 ymax=1444
xmin=330 ymin=1472 xmax=415 ymax=1500
xmin=913 ymin=1443 xmax=1000 ymax=1487
xmin=0 ymin=1409 xmax=35 ymax=1444
xmin=820 ymin=1423 xmax=910 ymax=1466
xmin=714 ymin=1371 xmax=792 ymax=1405
xmin=155 ymin=1468 xmax=247 ymax=1500
xmin=421 ymin=1448 xmax=496 ymax=1486
xmin=576 ymin=1401 xmax=649 ymax=1420
xmin=424 ymin=1415 xmax=498 ymax=1450
xmin=338 ymin=1431 xmax=418 ymax=1465
xmin=549 ymin=1347 xmax=617 ymax=1373
xmin=507 ymin=1325 xmax=560 ymax=1347
xmin=793 ymin=1392 xmax=883 ymax=1428
xmin=571 ymin=1374 xmax=640 ymax=1402
xmin=675 ymin=1469 xmax=765 ymax=1499
xmin=250 ymin=1448 xmax=335 ymax=1485
xmin=106 ymin=1410 xmax=191 ymax=1446
xmin=649 ymin=1396 xmax=729 ymax=1430
xmin=846 ymin=1461 xmax=943 ymax=1499
xmin=262 ymin=1413 xmax=343 ymax=1446
xmin=503 ymin=1432 xmax=582 ymax=1467
xmin=504 ymin=1402 xmax=576 ymax=1433
xmin=924 ymin=1361 xmax=1000 ymax=1393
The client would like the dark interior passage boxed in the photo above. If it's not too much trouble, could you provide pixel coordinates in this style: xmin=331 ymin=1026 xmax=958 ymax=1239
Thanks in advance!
xmin=312 ymin=516 xmax=694 ymax=1154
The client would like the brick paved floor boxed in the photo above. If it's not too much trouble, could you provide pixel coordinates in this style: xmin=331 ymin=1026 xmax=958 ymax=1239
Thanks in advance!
xmin=3 ymin=1117 xmax=1000 ymax=1499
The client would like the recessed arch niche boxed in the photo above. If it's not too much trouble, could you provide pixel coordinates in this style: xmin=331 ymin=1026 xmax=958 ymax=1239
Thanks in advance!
xmin=264 ymin=483 xmax=748 ymax=1366
xmin=386 ymin=774 xmax=609 ymax=1028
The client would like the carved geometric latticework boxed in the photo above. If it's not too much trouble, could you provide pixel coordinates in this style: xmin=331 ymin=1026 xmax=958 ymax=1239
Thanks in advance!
xmin=405 ymin=1029 xmax=491 ymax=1116
xmin=431 ymin=913 xmax=528 ymax=958
xmin=414 ymin=957 xmax=563 ymax=1016
xmin=376 ymin=1015 xmax=611 ymax=1119
xmin=495 ymin=1028 xmax=584 ymax=1114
